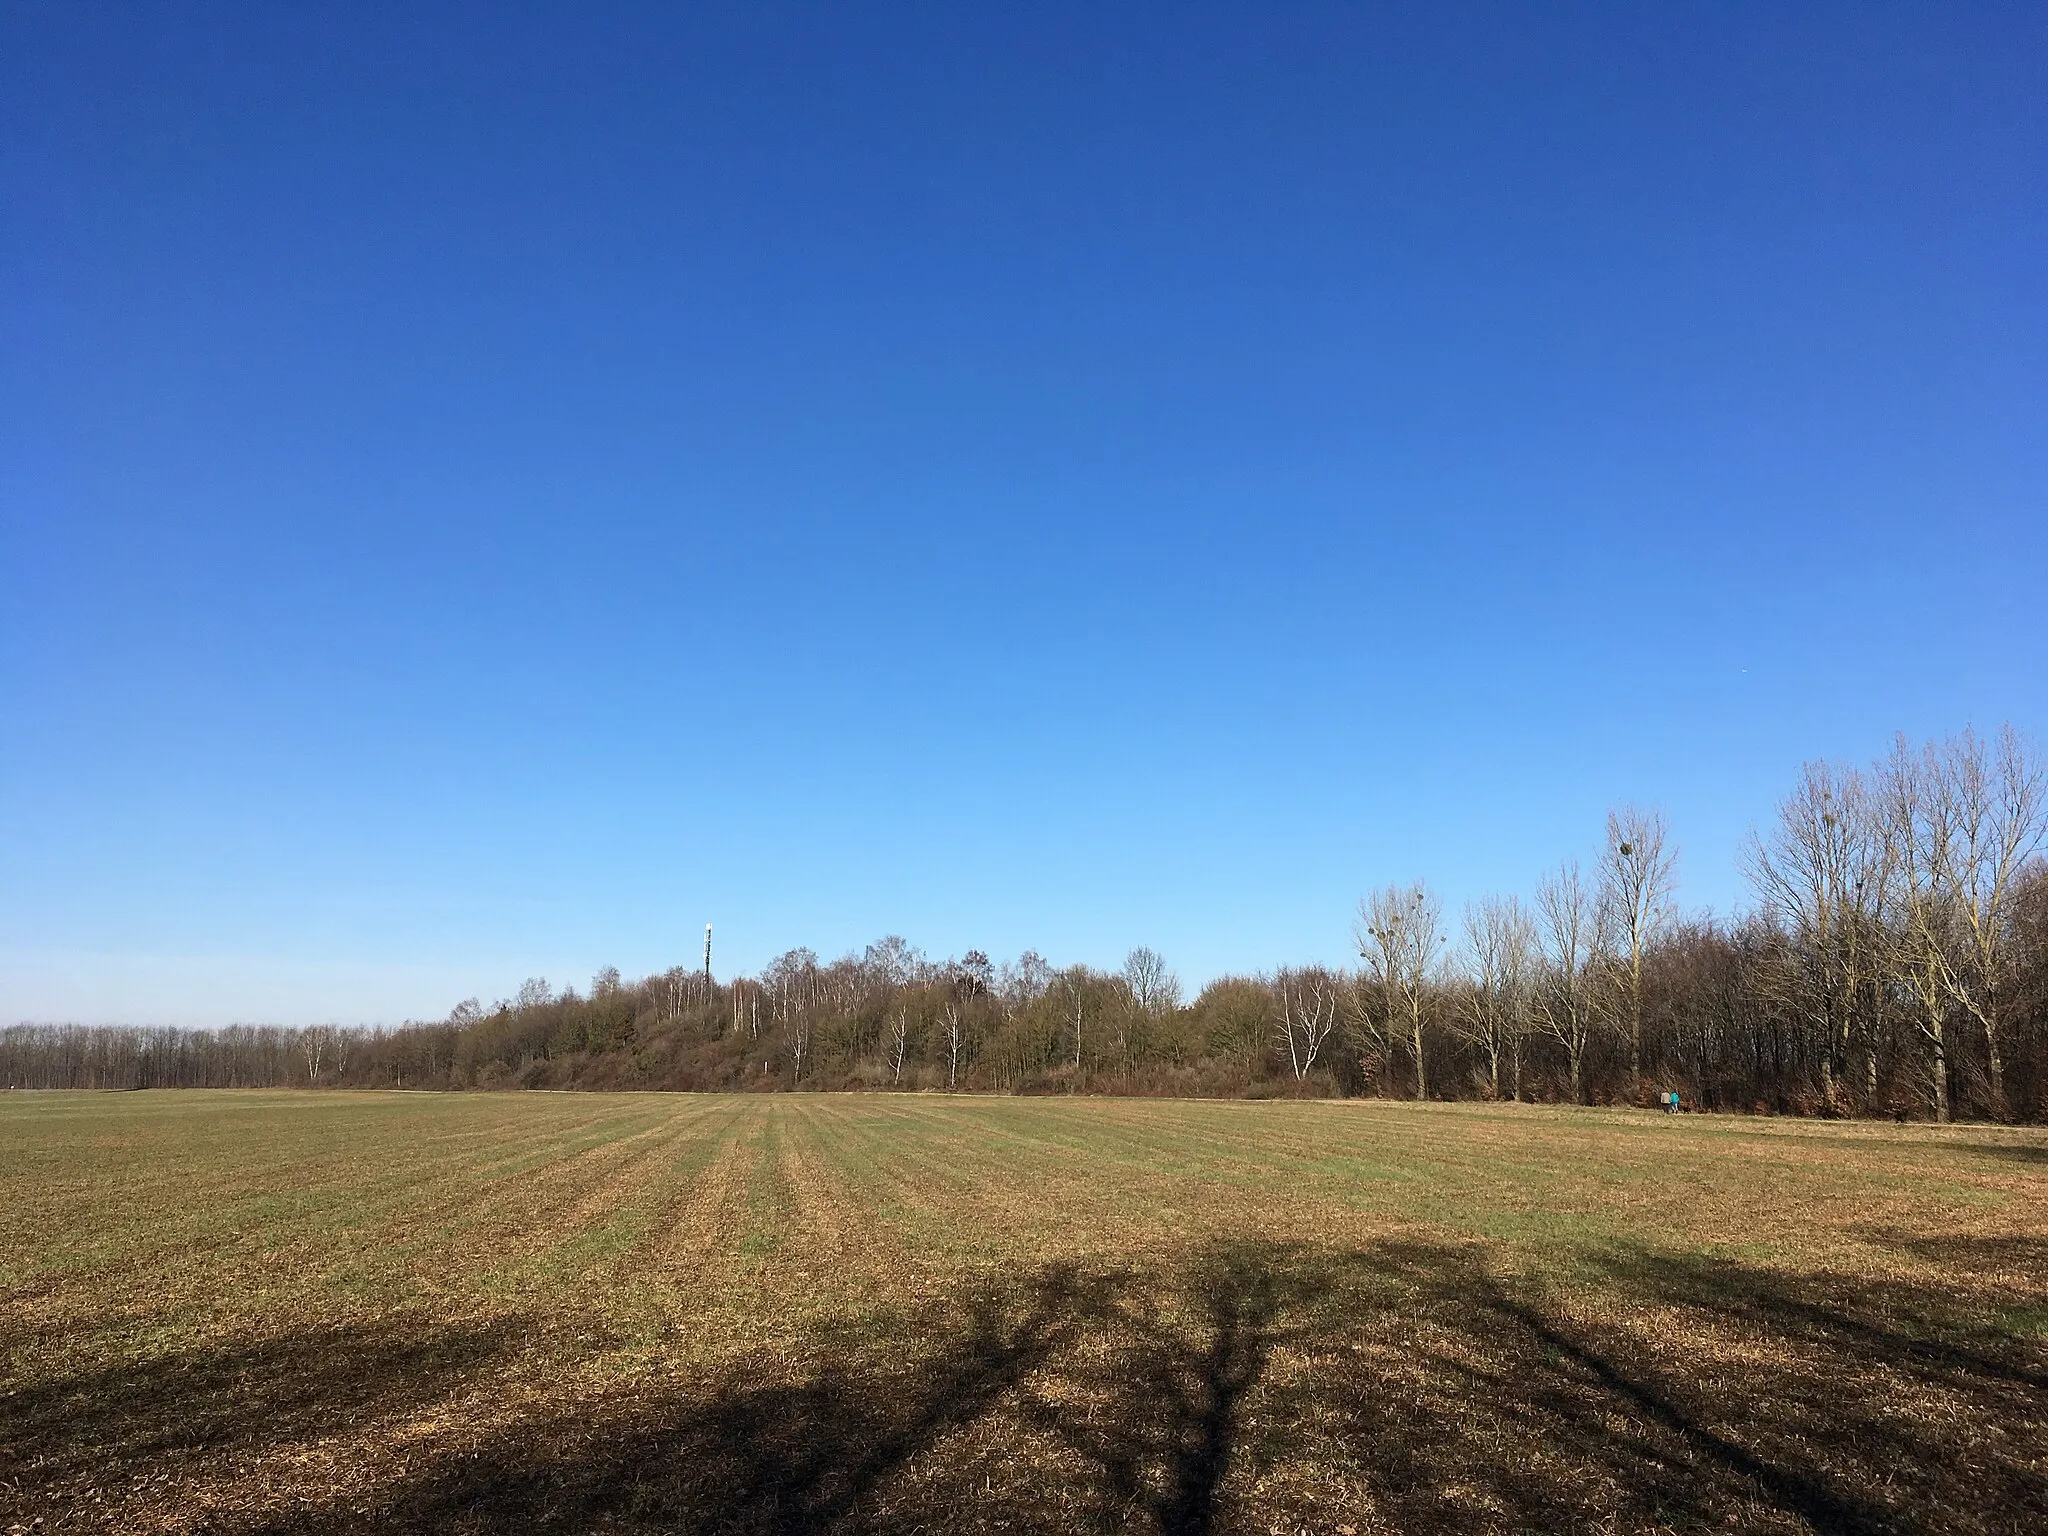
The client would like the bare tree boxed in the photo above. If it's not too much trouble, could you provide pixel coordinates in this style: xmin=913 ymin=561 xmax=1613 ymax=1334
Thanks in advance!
xmin=956 ymin=950 xmax=995 ymax=996
xmin=1005 ymin=950 xmax=1054 ymax=1006
xmin=1274 ymin=966 xmax=1340 ymax=1081
xmin=1106 ymin=947 xmax=1180 ymax=1070
xmin=788 ymin=1003 xmax=813 ymax=1083
xmin=1196 ymin=977 xmax=1272 ymax=1081
xmin=1460 ymin=895 xmax=1537 ymax=1100
xmin=1058 ymin=966 xmax=1091 ymax=1070
xmin=1599 ymin=805 xmax=1677 ymax=1096
xmin=1535 ymin=861 xmax=1597 ymax=1102
xmin=300 ymin=1025 xmax=330 ymax=1084
xmin=941 ymin=1001 xmax=966 ymax=1089
xmin=1120 ymin=947 xmax=1181 ymax=1015
xmin=1880 ymin=741 xmax=1960 ymax=1122
xmin=1747 ymin=761 xmax=1894 ymax=1106
xmin=1357 ymin=882 xmax=1444 ymax=1100
xmin=1931 ymin=727 xmax=2046 ymax=1117
xmin=1338 ymin=968 xmax=1392 ymax=1089
xmin=889 ymin=1008 xmax=909 ymax=1085
xmin=862 ymin=935 xmax=920 ymax=988
xmin=728 ymin=980 xmax=761 ymax=1039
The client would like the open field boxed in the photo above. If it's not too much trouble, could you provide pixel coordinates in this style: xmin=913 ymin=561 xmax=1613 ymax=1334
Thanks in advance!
xmin=3 ymin=1094 xmax=2045 ymax=1534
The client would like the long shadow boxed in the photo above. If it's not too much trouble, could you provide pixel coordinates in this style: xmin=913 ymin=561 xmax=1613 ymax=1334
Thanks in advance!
xmin=0 ymin=1318 xmax=519 ymax=1527
xmin=1159 ymin=1247 xmax=1282 ymax=1534
xmin=18 ymin=1239 xmax=2048 ymax=1533
xmin=1577 ymin=1244 xmax=2048 ymax=1533
xmin=1875 ymin=1227 xmax=2048 ymax=1280
xmin=1013 ymin=1240 xmax=1302 ymax=1534
xmin=1242 ymin=1239 xmax=1872 ymax=1534
xmin=1480 ymin=1281 xmax=1884 ymax=1535
xmin=235 ymin=1248 xmax=1301 ymax=1536
xmin=1962 ymin=1144 xmax=2048 ymax=1167
xmin=1621 ymin=1242 xmax=2048 ymax=1393
xmin=1221 ymin=1238 xmax=2043 ymax=1535
xmin=256 ymin=1265 xmax=1117 ymax=1535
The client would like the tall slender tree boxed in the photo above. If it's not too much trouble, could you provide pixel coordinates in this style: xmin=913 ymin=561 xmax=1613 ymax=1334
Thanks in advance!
xmin=1358 ymin=882 xmax=1444 ymax=1101
xmin=1599 ymin=805 xmax=1677 ymax=1097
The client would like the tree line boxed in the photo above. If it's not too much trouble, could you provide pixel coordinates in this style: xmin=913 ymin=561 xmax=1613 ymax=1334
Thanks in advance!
xmin=6 ymin=727 xmax=2044 ymax=1121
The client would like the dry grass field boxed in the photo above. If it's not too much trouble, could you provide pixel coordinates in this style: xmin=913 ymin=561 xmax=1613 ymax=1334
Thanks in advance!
xmin=3 ymin=1092 xmax=2045 ymax=1534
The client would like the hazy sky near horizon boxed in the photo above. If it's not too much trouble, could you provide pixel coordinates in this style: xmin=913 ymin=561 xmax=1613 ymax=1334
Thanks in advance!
xmin=4 ymin=3 xmax=2044 ymax=1026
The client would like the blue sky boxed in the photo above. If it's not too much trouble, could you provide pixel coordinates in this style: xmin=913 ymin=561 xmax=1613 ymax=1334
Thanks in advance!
xmin=3 ymin=3 xmax=2044 ymax=1025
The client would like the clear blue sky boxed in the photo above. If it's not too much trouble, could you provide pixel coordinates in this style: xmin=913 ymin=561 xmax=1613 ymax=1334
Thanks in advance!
xmin=3 ymin=3 xmax=2043 ymax=1025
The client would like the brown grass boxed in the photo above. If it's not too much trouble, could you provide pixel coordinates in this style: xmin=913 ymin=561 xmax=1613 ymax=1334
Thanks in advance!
xmin=3 ymin=1092 xmax=2045 ymax=1533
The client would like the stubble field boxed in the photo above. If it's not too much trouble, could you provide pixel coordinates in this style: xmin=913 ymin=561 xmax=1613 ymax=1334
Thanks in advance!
xmin=2 ymin=1091 xmax=2045 ymax=1534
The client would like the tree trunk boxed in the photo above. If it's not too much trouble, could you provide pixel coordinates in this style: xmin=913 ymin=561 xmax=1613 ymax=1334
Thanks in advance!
xmin=1627 ymin=988 xmax=1642 ymax=1094
xmin=1929 ymin=1022 xmax=1950 ymax=1123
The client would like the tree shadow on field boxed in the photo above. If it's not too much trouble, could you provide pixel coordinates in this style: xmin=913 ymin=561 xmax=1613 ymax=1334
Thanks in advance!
xmin=1959 ymin=1143 xmax=2048 ymax=1168
xmin=0 ymin=1317 xmax=518 ymax=1527
xmin=1299 ymin=1239 xmax=2048 ymax=1536
xmin=249 ymin=1265 xmax=1121 ymax=1536
xmin=15 ymin=1240 xmax=2048 ymax=1535
xmin=1877 ymin=1228 xmax=2048 ymax=1287
xmin=235 ymin=1251 xmax=1315 ymax=1536
xmin=1015 ymin=1241 xmax=1309 ymax=1534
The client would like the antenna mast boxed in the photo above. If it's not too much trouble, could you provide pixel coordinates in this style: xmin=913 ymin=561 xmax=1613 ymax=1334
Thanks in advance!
xmin=703 ymin=923 xmax=713 ymax=982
